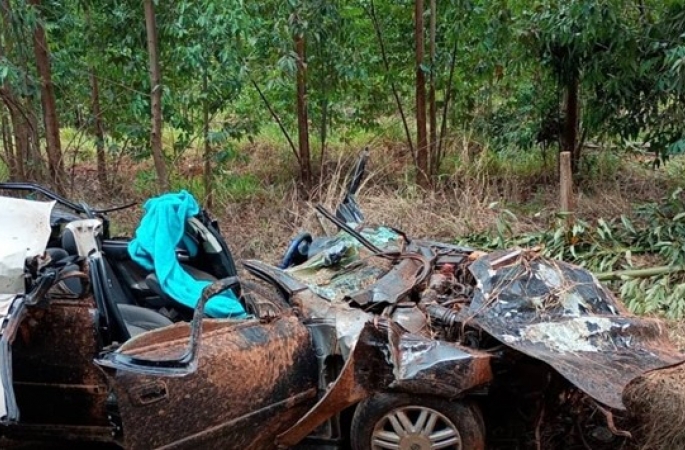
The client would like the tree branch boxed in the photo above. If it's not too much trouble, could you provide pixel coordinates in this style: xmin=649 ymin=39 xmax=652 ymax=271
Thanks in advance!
xmin=251 ymin=79 xmax=301 ymax=165
xmin=366 ymin=0 xmax=417 ymax=167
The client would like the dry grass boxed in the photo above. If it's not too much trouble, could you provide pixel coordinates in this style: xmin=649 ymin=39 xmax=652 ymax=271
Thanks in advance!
xmin=620 ymin=310 xmax=685 ymax=449
xmin=624 ymin=363 xmax=685 ymax=450
xmin=83 ymin=139 xmax=684 ymax=266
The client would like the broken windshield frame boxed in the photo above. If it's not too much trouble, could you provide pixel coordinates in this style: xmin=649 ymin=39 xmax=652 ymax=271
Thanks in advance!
xmin=0 ymin=182 xmax=136 ymax=215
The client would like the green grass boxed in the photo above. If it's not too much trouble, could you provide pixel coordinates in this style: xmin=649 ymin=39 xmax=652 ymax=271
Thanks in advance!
xmin=134 ymin=168 xmax=262 ymax=203
xmin=0 ymin=160 xmax=8 ymax=181
xmin=60 ymin=127 xmax=96 ymax=160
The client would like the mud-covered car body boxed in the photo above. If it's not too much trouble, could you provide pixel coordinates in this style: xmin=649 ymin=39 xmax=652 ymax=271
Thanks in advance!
xmin=0 ymin=165 xmax=683 ymax=450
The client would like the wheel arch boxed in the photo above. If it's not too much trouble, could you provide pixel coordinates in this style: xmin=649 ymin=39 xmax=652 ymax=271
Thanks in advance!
xmin=276 ymin=319 xmax=493 ymax=447
xmin=350 ymin=392 xmax=486 ymax=450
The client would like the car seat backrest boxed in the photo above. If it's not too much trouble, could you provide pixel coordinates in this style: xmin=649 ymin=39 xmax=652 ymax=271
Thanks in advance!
xmin=62 ymin=219 xmax=102 ymax=257
xmin=62 ymin=221 xmax=134 ymax=306
xmin=61 ymin=228 xmax=78 ymax=256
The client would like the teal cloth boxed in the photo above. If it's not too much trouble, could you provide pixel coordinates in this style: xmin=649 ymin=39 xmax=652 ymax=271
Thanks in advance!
xmin=128 ymin=190 xmax=246 ymax=318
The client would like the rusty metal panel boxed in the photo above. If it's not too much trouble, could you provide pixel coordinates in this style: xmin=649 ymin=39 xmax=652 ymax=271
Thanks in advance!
xmin=388 ymin=324 xmax=493 ymax=398
xmin=12 ymin=297 xmax=109 ymax=427
xmin=277 ymin=320 xmax=398 ymax=447
xmin=278 ymin=319 xmax=493 ymax=446
xmin=111 ymin=315 xmax=318 ymax=450
xmin=346 ymin=257 xmax=423 ymax=307
xmin=466 ymin=250 xmax=685 ymax=410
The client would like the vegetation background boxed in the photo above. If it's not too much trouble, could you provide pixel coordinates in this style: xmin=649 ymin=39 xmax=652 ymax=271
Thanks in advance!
xmin=2 ymin=0 xmax=685 ymax=326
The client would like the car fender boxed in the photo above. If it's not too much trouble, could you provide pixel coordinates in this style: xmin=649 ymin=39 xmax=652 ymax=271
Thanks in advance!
xmin=276 ymin=319 xmax=492 ymax=447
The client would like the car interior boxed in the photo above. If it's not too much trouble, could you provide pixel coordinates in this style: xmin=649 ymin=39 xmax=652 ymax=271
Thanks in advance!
xmin=93 ymin=218 xmax=236 ymax=339
xmin=41 ymin=208 xmax=241 ymax=343
xmin=0 ymin=177 xmax=368 ymax=345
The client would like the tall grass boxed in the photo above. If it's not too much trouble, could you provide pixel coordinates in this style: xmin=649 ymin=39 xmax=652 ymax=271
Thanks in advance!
xmin=57 ymin=121 xmax=685 ymax=266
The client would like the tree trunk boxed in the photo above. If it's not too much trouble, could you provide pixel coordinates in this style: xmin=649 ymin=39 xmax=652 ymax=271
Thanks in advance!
xmin=367 ymin=0 xmax=416 ymax=166
xmin=5 ymin=0 xmax=40 ymax=180
xmin=415 ymin=0 xmax=429 ymax=188
xmin=1 ymin=110 xmax=15 ymax=176
xmin=295 ymin=33 xmax=312 ymax=189
xmin=0 ymin=3 xmax=15 ymax=178
xmin=437 ymin=39 xmax=458 ymax=171
xmin=10 ymin=109 xmax=27 ymax=180
xmin=89 ymin=69 xmax=107 ymax=188
xmin=29 ymin=0 xmax=65 ymax=192
xmin=319 ymin=97 xmax=328 ymax=177
xmin=428 ymin=0 xmax=437 ymax=179
xmin=25 ymin=102 xmax=42 ymax=180
xmin=144 ymin=0 xmax=169 ymax=192
xmin=563 ymin=71 xmax=580 ymax=175
xmin=202 ymin=67 xmax=213 ymax=209
xmin=1 ymin=0 xmax=25 ymax=180
xmin=318 ymin=45 xmax=329 ymax=178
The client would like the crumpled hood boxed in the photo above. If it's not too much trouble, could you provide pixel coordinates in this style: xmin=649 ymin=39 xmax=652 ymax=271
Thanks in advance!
xmin=465 ymin=250 xmax=685 ymax=410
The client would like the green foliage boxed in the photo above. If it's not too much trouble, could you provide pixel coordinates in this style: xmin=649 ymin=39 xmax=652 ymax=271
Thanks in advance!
xmin=3 ymin=0 xmax=685 ymax=189
xmin=459 ymin=190 xmax=685 ymax=318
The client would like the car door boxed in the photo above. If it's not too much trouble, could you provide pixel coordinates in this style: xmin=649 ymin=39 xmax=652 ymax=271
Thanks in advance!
xmin=97 ymin=295 xmax=319 ymax=449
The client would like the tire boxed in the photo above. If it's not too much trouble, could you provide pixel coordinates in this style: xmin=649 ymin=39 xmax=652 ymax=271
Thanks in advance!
xmin=350 ymin=393 xmax=485 ymax=450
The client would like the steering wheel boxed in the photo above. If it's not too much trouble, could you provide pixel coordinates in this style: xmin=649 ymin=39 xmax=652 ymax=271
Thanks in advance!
xmin=279 ymin=232 xmax=313 ymax=269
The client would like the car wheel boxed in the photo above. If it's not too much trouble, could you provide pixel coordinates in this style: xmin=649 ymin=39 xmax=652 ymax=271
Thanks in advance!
xmin=350 ymin=393 xmax=485 ymax=450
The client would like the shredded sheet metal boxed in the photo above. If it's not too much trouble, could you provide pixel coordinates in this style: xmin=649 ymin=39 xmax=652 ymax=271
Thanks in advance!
xmin=0 ymin=196 xmax=54 ymax=420
xmin=286 ymin=226 xmax=401 ymax=301
xmin=466 ymin=250 xmax=685 ymax=410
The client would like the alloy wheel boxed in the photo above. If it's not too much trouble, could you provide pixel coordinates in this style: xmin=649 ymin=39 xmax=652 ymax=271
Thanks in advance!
xmin=370 ymin=405 xmax=462 ymax=450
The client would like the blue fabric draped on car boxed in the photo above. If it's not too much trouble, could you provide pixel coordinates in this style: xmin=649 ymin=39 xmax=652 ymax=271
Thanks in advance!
xmin=128 ymin=190 xmax=247 ymax=318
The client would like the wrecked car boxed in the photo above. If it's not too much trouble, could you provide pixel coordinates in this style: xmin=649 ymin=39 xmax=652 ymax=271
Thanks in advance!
xmin=0 ymin=154 xmax=683 ymax=450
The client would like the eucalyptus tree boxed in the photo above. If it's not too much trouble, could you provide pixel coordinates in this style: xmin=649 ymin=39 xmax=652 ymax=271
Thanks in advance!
xmin=510 ymin=0 xmax=683 ymax=176
xmin=601 ymin=1 xmax=685 ymax=161
xmin=0 ymin=0 xmax=59 ymax=185
xmin=29 ymin=0 xmax=66 ymax=191
xmin=161 ymin=0 xmax=254 ymax=205
xmin=247 ymin=0 xmax=386 ymax=188
xmin=143 ymin=0 xmax=168 ymax=191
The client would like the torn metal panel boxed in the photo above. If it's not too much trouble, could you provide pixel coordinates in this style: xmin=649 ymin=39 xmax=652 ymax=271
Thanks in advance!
xmin=345 ymin=257 xmax=424 ymax=307
xmin=278 ymin=319 xmax=492 ymax=446
xmin=277 ymin=321 xmax=395 ymax=447
xmin=390 ymin=304 xmax=428 ymax=334
xmin=385 ymin=320 xmax=493 ymax=397
xmin=293 ymin=289 xmax=373 ymax=359
xmin=466 ymin=250 xmax=685 ymax=410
